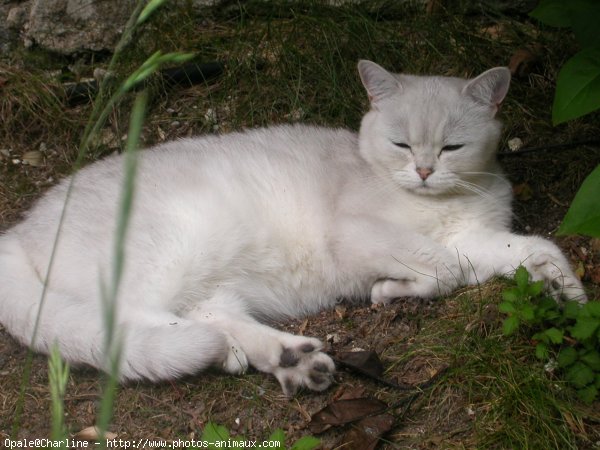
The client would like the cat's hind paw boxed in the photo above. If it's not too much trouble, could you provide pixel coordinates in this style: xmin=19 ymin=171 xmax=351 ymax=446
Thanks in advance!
xmin=222 ymin=336 xmax=249 ymax=374
xmin=272 ymin=339 xmax=335 ymax=397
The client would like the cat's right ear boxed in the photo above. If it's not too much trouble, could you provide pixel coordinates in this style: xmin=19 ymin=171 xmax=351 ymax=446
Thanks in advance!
xmin=358 ymin=60 xmax=401 ymax=106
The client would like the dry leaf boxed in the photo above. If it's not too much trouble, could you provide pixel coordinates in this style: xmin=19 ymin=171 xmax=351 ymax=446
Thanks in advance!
xmin=508 ymin=47 xmax=540 ymax=77
xmin=335 ymin=305 xmax=347 ymax=319
xmin=337 ymin=385 xmax=368 ymax=401
xmin=425 ymin=0 xmax=442 ymax=14
xmin=481 ymin=24 xmax=505 ymax=39
xmin=340 ymin=413 xmax=395 ymax=450
xmin=575 ymin=261 xmax=585 ymax=280
xmin=309 ymin=397 xmax=388 ymax=433
xmin=513 ymin=183 xmax=533 ymax=202
xmin=336 ymin=350 xmax=384 ymax=380
xmin=74 ymin=426 xmax=117 ymax=441
xmin=298 ymin=318 xmax=308 ymax=335
xmin=21 ymin=150 xmax=43 ymax=167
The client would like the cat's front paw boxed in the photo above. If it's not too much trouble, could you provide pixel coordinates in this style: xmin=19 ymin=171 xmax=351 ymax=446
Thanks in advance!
xmin=272 ymin=337 xmax=335 ymax=397
xmin=524 ymin=249 xmax=587 ymax=303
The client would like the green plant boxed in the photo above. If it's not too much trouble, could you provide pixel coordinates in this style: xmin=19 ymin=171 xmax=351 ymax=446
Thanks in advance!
xmin=530 ymin=0 xmax=600 ymax=237
xmin=499 ymin=266 xmax=600 ymax=403
xmin=199 ymin=422 xmax=320 ymax=450
xmin=530 ymin=0 xmax=600 ymax=125
xmin=48 ymin=344 xmax=70 ymax=446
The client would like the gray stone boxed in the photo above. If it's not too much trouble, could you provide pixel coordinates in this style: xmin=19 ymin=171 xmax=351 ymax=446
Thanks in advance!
xmin=1 ymin=1 xmax=31 ymax=53
xmin=26 ymin=0 xmax=137 ymax=54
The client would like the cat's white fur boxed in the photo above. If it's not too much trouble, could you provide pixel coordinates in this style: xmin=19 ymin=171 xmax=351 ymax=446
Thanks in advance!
xmin=0 ymin=61 xmax=586 ymax=395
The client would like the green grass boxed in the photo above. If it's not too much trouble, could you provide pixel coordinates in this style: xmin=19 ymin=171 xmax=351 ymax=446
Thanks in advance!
xmin=388 ymin=285 xmax=597 ymax=449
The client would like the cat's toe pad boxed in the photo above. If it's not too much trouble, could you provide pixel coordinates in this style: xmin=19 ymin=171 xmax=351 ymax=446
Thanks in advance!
xmin=273 ymin=338 xmax=335 ymax=397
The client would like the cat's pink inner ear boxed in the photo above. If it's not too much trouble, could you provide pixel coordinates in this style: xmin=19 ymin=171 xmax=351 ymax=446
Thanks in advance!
xmin=357 ymin=60 xmax=401 ymax=104
xmin=463 ymin=67 xmax=511 ymax=113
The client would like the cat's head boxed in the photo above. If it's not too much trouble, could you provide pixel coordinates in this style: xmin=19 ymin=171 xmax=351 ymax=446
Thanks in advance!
xmin=357 ymin=60 xmax=510 ymax=196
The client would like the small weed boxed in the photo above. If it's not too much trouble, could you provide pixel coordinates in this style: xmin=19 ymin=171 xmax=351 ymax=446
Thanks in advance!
xmin=198 ymin=422 xmax=319 ymax=450
xmin=500 ymin=266 xmax=600 ymax=403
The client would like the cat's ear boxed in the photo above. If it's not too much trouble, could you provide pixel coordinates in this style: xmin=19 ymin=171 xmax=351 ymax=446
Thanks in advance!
xmin=358 ymin=60 xmax=401 ymax=105
xmin=463 ymin=67 xmax=511 ymax=114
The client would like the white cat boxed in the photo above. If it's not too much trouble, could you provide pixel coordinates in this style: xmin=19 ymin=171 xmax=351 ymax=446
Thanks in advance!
xmin=0 ymin=61 xmax=586 ymax=395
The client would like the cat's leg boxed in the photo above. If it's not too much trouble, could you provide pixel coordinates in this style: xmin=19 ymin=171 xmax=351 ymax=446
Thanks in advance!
xmin=334 ymin=215 xmax=463 ymax=303
xmin=186 ymin=292 xmax=335 ymax=396
xmin=450 ymin=229 xmax=586 ymax=302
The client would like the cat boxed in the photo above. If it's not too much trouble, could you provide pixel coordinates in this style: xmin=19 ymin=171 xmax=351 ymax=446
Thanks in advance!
xmin=0 ymin=60 xmax=586 ymax=396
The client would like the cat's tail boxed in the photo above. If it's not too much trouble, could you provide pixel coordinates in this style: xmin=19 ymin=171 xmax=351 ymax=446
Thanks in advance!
xmin=0 ymin=236 xmax=228 ymax=381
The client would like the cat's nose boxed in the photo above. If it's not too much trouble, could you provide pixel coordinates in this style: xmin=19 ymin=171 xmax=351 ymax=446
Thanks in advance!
xmin=416 ymin=167 xmax=433 ymax=180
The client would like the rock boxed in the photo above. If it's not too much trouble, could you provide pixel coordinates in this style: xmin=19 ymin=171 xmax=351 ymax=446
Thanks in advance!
xmin=1 ymin=1 xmax=31 ymax=53
xmin=26 ymin=0 xmax=137 ymax=54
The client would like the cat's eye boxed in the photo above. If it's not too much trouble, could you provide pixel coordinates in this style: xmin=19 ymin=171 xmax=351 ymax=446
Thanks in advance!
xmin=392 ymin=142 xmax=412 ymax=150
xmin=441 ymin=144 xmax=464 ymax=152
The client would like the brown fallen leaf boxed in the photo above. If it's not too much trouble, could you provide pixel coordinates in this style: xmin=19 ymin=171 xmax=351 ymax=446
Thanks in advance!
xmin=336 ymin=350 xmax=384 ymax=379
xmin=513 ymin=182 xmax=533 ymax=202
xmin=340 ymin=413 xmax=395 ymax=450
xmin=309 ymin=397 xmax=388 ymax=433
xmin=337 ymin=385 xmax=368 ymax=401
xmin=508 ymin=46 xmax=541 ymax=77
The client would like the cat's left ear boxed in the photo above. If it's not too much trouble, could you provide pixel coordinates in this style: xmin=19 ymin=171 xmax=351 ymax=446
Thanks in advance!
xmin=463 ymin=67 xmax=511 ymax=115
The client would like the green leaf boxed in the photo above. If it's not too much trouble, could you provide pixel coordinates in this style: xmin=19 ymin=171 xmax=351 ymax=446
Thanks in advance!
xmin=529 ymin=0 xmax=571 ymax=27
xmin=536 ymin=342 xmax=549 ymax=360
xmin=514 ymin=266 xmax=530 ymax=291
xmin=520 ymin=304 xmax=535 ymax=322
xmin=503 ymin=316 xmax=520 ymax=336
xmin=571 ymin=317 xmax=600 ymax=340
xmin=201 ymin=422 xmax=231 ymax=443
xmin=559 ymin=164 xmax=600 ymax=237
xmin=571 ymin=4 xmax=600 ymax=48
xmin=566 ymin=362 xmax=595 ymax=388
xmin=527 ymin=280 xmax=545 ymax=297
xmin=544 ymin=327 xmax=564 ymax=344
xmin=291 ymin=435 xmax=321 ymax=450
xmin=582 ymin=301 xmax=600 ymax=318
xmin=137 ymin=0 xmax=168 ymax=25
xmin=577 ymin=384 xmax=598 ymax=403
xmin=502 ymin=287 xmax=521 ymax=303
xmin=563 ymin=301 xmax=582 ymax=320
xmin=558 ymin=346 xmax=578 ymax=368
xmin=552 ymin=48 xmax=600 ymax=126
xmin=498 ymin=301 xmax=517 ymax=314
xmin=580 ymin=350 xmax=600 ymax=371
xmin=265 ymin=429 xmax=286 ymax=446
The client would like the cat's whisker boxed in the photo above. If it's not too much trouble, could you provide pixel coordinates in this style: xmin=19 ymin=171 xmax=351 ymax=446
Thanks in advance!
xmin=453 ymin=180 xmax=495 ymax=202
xmin=457 ymin=171 xmax=513 ymax=187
